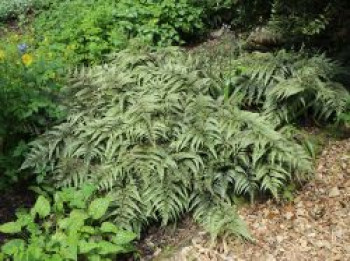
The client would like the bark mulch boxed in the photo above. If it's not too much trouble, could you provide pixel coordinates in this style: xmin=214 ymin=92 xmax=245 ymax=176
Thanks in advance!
xmin=142 ymin=138 xmax=350 ymax=261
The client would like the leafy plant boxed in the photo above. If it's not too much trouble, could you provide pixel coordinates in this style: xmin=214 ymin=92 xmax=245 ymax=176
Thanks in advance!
xmin=0 ymin=0 xmax=58 ymax=21
xmin=0 ymin=185 xmax=136 ymax=260
xmin=33 ymin=0 xmax=204 ymax=64
xmin=226 ymin=50 xmax=349 ymax=123
xmin=23 ymin=49 xmax=312 ymax=239
xmin=338 ymin=97 xmax=350 ymax=127
xmin=0 ymin=32 xmax=65 ymax=189
xmin=0 ymin=0 xmax=34 ymax=20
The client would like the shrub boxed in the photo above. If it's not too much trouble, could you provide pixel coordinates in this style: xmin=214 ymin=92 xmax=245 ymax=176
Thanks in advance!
xmin=23 ymin=49 xmax=312 ymax=239
xmin=33 ymin=0 xmax=204 ymax=64
xmin=0 ymin=32 xmax=65 ymax=189
xmin=0 ymin=185 xmax=136 ymax=260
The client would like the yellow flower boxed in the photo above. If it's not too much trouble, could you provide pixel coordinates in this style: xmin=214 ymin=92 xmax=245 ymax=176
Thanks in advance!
xmin=21 ymin=53 xmax=33 ymax=66
xmin=0 ymin=50 xmax=5 ymax=61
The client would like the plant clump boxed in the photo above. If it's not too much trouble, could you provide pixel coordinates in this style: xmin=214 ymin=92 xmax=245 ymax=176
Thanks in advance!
xmin=23 ymin=49 xmax=313 ymax=239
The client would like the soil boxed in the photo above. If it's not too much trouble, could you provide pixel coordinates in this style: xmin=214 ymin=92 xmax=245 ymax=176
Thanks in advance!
xmin=139 ymin=136 xmax=350 ymax=261
xmin=0 ymin=181 xmax=35 ymax=244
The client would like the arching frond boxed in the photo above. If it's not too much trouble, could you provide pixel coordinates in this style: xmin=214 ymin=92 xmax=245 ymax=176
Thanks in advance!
xmin=24 ymin=48 xmax=312 ymax=239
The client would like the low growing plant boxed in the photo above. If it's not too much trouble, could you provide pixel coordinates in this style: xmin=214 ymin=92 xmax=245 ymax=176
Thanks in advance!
xmin=226 ymin=50 xmax=349 ymax=124
xmin=23 ymin=49 xmax=312 ymax=239
xmin=0 ymin=185 xmax=136 ymax=260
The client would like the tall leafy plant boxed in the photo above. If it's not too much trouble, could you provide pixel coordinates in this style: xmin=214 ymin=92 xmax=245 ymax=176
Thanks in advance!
xmin=0 ymin=34 xmax=64 ymax=189
xmin=33 ymin=0 xmax=204 ymax=64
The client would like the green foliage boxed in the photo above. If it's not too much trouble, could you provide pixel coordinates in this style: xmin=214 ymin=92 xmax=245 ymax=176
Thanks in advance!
xmin=193 ymin=0 xmax=271 ymax=29
xmin=0 ymin=32 xmax=65 ymax=189
xmin=338 ymin=98 xmax=350 ymax=127
xmin=268 ymin=0 xmax=350 ymax=42
xmin=0 ymin=0 xmax=57 ymax=21
xmin=0 ymin=0 xmax=34 ymax=20
xmin=33 ymin=0 xmax=203 ymax=64
xmin=269 ymin=0 xmax=331 ymax=38
xmin=227 ymin=50 xmax=349 ymax=123
xmin=23 ymin=49 xmax=312 ymax=239
xmin=0 ymin=185 xmax=136 ymax=260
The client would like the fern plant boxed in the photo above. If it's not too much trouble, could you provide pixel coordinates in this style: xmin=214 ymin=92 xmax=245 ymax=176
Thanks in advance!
xmin=23 ymin=49 xmax=312 ymax=239
xmin=228 ymin=50 xmax=349 ymax=123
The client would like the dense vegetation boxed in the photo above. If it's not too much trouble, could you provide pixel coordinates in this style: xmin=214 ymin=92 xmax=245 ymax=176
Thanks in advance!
xmin=0 ymin=0 xmax=349 ymax=259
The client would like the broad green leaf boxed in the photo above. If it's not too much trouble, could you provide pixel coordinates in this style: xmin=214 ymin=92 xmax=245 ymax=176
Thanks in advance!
xmin=100 ymin=222 xmax=118 ymax=233
xmin=1 ymin=239 xmax=25 ymax=255
xmin=26 ymin=243 xmax=43 ymax=260
xmin=31 ymin=196 xmax=51 ymax=218
xmin=88 ymin=254 xmax=103 ymax=261
xmin=112 ymin=230 xmax=136 ymax=245
xmin=0 ymin=222 xmax=22 ymax=234
xmin=70 ymin=209 xmax=89 ymax=223
xmin=16 ymin=212 xmax=33 ymax=227
xmin=80 ymin=226 xmax=95 ymax=234
xmin=88 ymin=198 xmax=110 ymax=219
xmin=79 ymin=240 xmax=98 ymax=254
xmin=81 ymin=184 xmax=96 ymax=198
xmin=97 ymin=241 xmax=125 ymax=255
xmin=57 ymin=218 xmax=70 ymax=229
xmin=51 ymin=231 xmax=67 ymax=243
xmin=65 ymin=231 xmax=79 ymax=259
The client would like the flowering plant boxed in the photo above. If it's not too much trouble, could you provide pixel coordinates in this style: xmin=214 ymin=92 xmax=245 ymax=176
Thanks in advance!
xmin=0 ymin=33 xmax=65 ymax=189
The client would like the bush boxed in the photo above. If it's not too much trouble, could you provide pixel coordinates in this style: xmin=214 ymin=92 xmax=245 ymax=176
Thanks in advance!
xmin=23 ymin=49 xmax=312 ymax=239
xmin=0 ymin=32 xmax=65 ymax=189
xmin=33 ymin=0 xmax=204 ymax=64
xmin=0 ymin=185 xmax=136 ymax=260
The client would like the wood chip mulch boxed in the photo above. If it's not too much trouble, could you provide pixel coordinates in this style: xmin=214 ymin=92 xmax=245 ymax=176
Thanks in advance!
xmin=146 ymin=138 xmax=350 ymax=261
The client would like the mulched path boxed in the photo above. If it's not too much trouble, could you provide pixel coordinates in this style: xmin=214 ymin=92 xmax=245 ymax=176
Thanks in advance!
xmin=141 ymin=138 xmax=350 ymax=261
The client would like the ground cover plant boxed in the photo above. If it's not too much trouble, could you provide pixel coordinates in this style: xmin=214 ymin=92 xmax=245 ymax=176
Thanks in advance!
xmin=193 ymin=37 xmax=350 ymax=125
xmin=0 ymin=185 xmax=136 ymax=260
xmin=0 ymin=0 xmax=349 ymax=259
xmin=228 ymin=51 xmax=349 ymax=123
xmin=22 ymin=49 xmax=313 ymax=239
